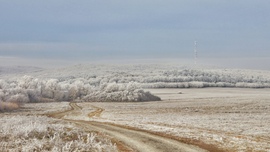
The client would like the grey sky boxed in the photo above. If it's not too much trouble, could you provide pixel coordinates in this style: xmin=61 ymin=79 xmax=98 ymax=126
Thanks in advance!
xmin=0 ymin=0 xmax=270 ymax=67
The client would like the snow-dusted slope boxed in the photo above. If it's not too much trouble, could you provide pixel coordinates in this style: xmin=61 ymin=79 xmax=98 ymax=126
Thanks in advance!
xmin=1 ymin=63 xmax=270 ymax=108
xmin=0 ymin=66 xmax=43 ymax=77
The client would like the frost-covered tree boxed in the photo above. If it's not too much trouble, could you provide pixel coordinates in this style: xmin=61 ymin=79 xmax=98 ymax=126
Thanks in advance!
xmin=43 ymin=79 xmax=59 ymax=99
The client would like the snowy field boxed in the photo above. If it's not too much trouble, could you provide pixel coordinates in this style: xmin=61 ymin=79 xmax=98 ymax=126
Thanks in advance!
xmin=78 ymin=88 xmax=270 ymax=152
xmin=1 ymin=64 xmax=270 ymax=151
xmin=0 ymin=102 xmax=117 ymax=152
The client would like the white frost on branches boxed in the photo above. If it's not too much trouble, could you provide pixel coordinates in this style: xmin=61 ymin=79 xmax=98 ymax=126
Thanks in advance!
xmin=1 ymin=64 xmax=270 ymax=108
xmin=0 ymin=75 xmax=161 ymax=107
xmin=0 ymin=116 xmax=117 ymax=151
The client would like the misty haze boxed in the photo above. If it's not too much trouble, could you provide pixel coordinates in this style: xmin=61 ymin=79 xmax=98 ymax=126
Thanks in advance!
xmin=1 ymin=1 xmax=270 ymax=152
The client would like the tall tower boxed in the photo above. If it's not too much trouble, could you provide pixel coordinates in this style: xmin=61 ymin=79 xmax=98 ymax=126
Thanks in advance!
xmin=194 ymin=40 xmax=197 ymax=65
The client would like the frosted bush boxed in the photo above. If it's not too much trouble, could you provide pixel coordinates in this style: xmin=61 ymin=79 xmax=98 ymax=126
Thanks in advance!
xmin=105 ymin=82 xmax=121 ymax=93
xmin=7 ymin=93 xmax=29 ymax=104
xmin=83 ymin=82 xmax=160 ymax=102
xmin=0 ymin=76 xmax=161 ymax=106
xmin=0 ymin=116 xmax=117 ymax=152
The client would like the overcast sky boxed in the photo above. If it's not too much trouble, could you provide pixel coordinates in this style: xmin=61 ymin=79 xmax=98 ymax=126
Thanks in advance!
xmin=0 ymin=0 xmax=270 ymax=68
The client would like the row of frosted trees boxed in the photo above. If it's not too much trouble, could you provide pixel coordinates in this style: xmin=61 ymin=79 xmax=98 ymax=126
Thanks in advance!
xmin=0 ymin=75 xmax=161 ymax=111
xmin=69 ymin=68 xmax=270 ymax=88
xmin=1 ymin=67 xmax=270 ymax=111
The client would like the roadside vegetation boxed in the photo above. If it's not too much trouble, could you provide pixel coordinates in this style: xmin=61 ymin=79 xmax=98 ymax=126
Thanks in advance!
xmin=0 ymin=115 xmax=117 ymax=152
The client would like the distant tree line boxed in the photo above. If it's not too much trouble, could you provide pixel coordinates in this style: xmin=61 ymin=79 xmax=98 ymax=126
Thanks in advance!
xmin=1 ymin=65 xmax=270 ymax=111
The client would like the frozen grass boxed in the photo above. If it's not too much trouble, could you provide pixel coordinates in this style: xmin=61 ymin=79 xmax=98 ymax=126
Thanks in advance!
xmin=80 ymin=88 xmax=270 ymax=152
xmin=1 ymin=63 xmax=270 ymax=151
xmin=23 ymin=102 xmax=71 ymax=115
xmin=0 ymin=102 xmax=117 ymax=152
xmin=0 ymin=115 xmax=117 ymax=152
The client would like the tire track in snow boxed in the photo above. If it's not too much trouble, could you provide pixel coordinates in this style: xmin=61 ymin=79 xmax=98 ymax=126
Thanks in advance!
xmin=88 ymin=105 xmax=104 ymax=118
xmin=49 ymin=102 xmax=209 ymax=152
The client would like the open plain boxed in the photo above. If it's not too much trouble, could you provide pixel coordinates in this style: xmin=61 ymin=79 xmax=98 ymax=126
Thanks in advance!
xmin=1 ymin=84 xmax=270 ymax=151
xmin=67 ymin=88 xmax=270 ymax=152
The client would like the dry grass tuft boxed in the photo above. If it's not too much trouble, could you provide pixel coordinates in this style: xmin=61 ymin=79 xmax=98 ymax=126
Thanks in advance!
xmin=0 ymin=101 xmax=19 ymax=112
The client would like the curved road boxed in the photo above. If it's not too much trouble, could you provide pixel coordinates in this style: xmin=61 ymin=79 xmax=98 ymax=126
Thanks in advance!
xmin=48 ymin=102 xmax=208 ymax=152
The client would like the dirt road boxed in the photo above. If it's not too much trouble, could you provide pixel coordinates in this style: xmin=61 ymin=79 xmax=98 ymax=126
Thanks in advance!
xmin=48 ymin=102 xmax=208 ymax=152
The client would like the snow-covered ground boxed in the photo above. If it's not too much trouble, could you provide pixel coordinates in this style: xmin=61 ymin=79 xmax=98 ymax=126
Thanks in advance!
xmin=80 ymin=88 xmax=270 ymax=152
xmin=1 ymin=63 xmax=270 ymax=151
xmin=0 ymin=66 xmax=43 ymax=77
xmin=0 ymin=102 xmax=117 ymax=152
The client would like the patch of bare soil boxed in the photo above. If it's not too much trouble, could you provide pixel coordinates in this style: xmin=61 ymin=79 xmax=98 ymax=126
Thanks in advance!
xmin=88 ymin=105 xmax=104 ymax=118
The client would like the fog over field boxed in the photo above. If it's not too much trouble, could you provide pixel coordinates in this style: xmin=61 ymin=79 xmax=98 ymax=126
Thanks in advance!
xmin=1 ymin=64 xmax=270 ymax=151
xmin=0 ymin=1 xmax=270 ymax=70
xmin=1 ymin=62 xmax=270 ymax=151
xmin=1 ymin=0 xmax=270 ymax=151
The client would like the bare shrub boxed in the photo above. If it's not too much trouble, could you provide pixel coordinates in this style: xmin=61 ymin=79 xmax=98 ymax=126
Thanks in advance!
xmin=0 ymin=101 xmax=19 ymax=112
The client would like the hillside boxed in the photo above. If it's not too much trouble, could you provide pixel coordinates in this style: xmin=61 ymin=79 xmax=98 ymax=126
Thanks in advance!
xmin=1 ymin=63 xmax=270 ymax=111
